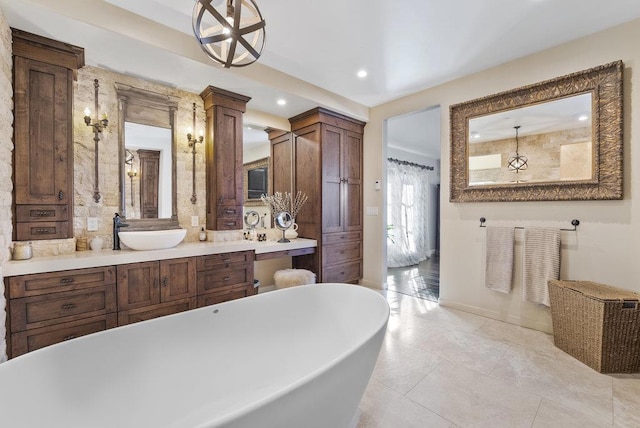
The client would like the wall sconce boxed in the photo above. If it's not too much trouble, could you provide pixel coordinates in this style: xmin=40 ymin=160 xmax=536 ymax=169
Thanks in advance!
xmin=127 ymin=169 xmax=137 ymax=206
xmin=187 ymin=102 xmax=204 ymax=204
xmin=84 ymin=79 xmax=109 ymax=203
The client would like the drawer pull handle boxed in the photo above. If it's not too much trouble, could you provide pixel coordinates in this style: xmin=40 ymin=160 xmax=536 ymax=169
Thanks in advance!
xmin=63 ymin=335 xmax=76 ymax=341
xmin=223 ymin=276 xmax=231 ymax=281
xmin=61 ymin=303 xmax=76 ymax=310
xmin=60 ymin=278 xmax=75 ymax=285
xmin=33 ymin=228 xmax=50 ymax=234
xmin=58 ymin=190 xmax=64 ymax=200
xmin=162 ymin=277 xmax=168 ymax=287
xmin=33 ymin=210 xmax=53 ymax=217
xmin=225 ymin=222 xmax=235 ymax=226
xmin=223 ymin=258 xmax=231 ymax=263
xmin=224 ymin=208 xmax=236 ymax=214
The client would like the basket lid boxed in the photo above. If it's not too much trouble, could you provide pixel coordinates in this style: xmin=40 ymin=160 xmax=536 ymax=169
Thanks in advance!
xmin=549 ymin=280 xmax=640 ymax=302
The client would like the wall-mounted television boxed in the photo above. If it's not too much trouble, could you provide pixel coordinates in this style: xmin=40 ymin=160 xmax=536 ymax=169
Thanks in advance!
xmin=247 ymin=166 xmax=268 ymax=199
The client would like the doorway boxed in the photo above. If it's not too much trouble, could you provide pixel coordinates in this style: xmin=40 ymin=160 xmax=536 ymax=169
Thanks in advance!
xmin=384 ymin=106 xmax=441 ymax=302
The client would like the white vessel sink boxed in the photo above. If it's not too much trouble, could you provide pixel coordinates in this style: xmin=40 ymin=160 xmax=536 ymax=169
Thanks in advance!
xmin=118 ymin=229 xmax=187 ymax=251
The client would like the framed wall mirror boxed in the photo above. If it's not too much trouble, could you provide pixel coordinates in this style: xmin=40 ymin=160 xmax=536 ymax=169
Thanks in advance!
xmin=116 ymin=83 xmax=180 ymax=229
xmin=450 ymin=61 xmax=623 ymax=202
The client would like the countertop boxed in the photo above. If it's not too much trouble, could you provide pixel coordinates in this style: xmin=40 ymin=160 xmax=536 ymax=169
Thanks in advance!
xmin=2 ymin=238 xmax=317 ymax=277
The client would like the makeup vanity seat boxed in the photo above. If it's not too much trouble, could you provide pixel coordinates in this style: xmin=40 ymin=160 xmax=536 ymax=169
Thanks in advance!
xmin=3 ymin=238 xmax=316 ymax=359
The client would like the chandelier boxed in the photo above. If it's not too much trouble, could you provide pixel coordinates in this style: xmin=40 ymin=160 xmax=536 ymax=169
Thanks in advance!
xmin=507 ymin=125 xmax=528 ymax=173
xmin=192 ymin=0 xmax=266 ymax=68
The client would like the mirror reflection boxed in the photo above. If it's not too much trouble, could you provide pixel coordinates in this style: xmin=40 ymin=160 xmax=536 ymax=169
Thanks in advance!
xmin=468 ymin=93 xmax=593 ymax=186
xmin=243 ymin=123 xmax=271 ymax=207
xmin=124 ymin=122 xmax=172 ymax=219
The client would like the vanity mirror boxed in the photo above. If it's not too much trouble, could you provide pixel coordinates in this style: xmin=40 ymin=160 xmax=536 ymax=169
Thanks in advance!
xmin=116 ymin=83 xmax=180 ymax=228
xmin=450 ymin=61 xmax=623 ymax=202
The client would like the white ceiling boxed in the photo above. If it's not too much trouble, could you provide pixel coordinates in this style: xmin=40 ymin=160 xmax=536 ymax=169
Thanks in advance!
xmin=3 ymin=0 xmax=640 ymax=158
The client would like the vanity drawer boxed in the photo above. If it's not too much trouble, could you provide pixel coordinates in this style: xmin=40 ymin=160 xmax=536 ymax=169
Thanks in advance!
xmin=196 ymin=251 xmax=254 ymax=271
xmin=197 ymin=285 xmax=256 ymax=307
xmin=10 ymin=284 xmax=117 ymax=332
xmin=216 ymin=205 xmax=242 ymax=218
xmin=9 ymin=266 xmax=116 ymax=298
xmin=322 ymin=241 xmax=362 ymax=266
xmin=322 ymin=231 xmax=362 ymax=245
xmin=15 ymin=204 xmax=69 ymax=222
xmin=197 ymin=266 xmax=252 ymax=294
xmin=10 ymin=314 xmax=117 ymax=358
xmin=322 ymin=260 xmax=362 ymax=284
xmin=16 ymin=221 xmax=69 ymax=241
xmin=118 ymin=298 xmax=196 ymax=326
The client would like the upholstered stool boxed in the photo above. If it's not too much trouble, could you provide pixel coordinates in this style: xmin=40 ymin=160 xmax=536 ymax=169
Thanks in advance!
xmin=274 ymin=269 xmax=316 ymax=289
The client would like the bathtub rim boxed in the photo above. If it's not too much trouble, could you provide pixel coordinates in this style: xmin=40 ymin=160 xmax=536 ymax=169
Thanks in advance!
xmin=202 ymin=283 xmax=390 ymax=427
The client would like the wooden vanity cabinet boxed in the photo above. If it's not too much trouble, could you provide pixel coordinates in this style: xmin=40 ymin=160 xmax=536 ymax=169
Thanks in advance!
xmin=116 ymin=258 xmax=196 ymax=325
xmin=196 ymin=250 xmax=256 ymax=307
xmin=287 ymin=108 xmax=365 ymax=283
xmin=11 ymin=29 xmax=84 ymax=241
xmin=200 ymin=86 xmax=251 ymax=230
xmin=5 ymin=266 xmax=116 ymax=358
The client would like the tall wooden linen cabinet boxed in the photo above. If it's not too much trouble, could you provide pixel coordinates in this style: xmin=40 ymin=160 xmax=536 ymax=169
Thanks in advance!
xmin=200 ymin=86 xmax=251 ymax=230
xmin=12 ymin=29 xmax=84 ymax=240
xmin=283 ymin=108 xmax=365 ymax=283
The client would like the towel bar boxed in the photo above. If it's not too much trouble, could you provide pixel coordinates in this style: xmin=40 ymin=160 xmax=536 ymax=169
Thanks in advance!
xmin=479 ymin=217 xmax=579 ymax=231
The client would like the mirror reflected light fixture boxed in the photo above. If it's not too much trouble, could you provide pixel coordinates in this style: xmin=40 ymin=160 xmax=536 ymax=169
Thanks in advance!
xmin=187 ymin=103 xmax=204 ymax=204
xmin=127 ymin=169 xmax=137 ymax=206
xmin=507 ymin=126 xmax=528 ymax=173
xmin=84 ymin=79 xmax=109 ymax=203
xmin=192 ymin=0 xmax=266 ymax=68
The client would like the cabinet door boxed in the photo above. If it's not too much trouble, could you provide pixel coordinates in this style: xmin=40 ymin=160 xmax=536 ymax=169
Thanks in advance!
xmin=117 ymin=261 xmax=160 ymax=310
xmin=342 ymin=130 xmax=363 ymax=232
xmin=159 ymin=257 xmax=196 ymax=302
xmin=14 ymin=57 xmax=71 ymax=206
xmin=322 ymin=124 xmax=344 ymax=233
xmin=138 ymin=149 xmax=161 ymax=219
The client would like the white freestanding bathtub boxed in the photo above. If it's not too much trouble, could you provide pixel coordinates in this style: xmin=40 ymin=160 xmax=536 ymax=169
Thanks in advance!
xmin=0 ymin=283 xmax=389 ymax=428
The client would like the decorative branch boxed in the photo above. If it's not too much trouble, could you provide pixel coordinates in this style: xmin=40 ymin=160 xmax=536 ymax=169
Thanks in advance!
xmin=261 ymin=191 xmax=308 ymax=219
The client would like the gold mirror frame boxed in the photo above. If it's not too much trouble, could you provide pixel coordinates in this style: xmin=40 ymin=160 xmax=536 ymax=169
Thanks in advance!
xmin=450 ymin=61 xmax=623 ymax=202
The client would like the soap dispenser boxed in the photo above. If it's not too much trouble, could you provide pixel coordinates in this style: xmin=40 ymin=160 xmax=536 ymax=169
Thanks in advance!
xmin=199 ymin=227 xmax=207 ymax=242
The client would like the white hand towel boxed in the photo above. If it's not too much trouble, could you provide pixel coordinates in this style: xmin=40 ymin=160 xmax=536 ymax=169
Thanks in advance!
xmin=522 ymin=227 xmax=560 ymax=306
xmin=485 ymin=226 xmax=515 ymax=293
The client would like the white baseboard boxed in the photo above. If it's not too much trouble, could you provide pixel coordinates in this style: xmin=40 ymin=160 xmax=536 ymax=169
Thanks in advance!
xmin=438 ymin=298 xmax=553 ymax=334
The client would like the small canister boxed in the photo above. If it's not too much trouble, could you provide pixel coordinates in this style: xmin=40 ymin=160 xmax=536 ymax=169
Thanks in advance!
xmin=12 ymin=242 xmax=33 ymax=261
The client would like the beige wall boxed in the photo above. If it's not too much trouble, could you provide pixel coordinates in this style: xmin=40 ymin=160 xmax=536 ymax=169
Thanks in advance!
xmin=363 ymin=18 xmax=640 ymax=332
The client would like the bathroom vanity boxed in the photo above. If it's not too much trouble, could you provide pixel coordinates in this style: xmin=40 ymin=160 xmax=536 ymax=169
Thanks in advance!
xmin=3 ymin=239 xmax=316 ymax=359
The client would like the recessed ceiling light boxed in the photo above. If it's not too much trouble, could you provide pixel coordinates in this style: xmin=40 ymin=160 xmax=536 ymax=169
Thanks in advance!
xmin=357 ymin=69 xmax=368 ymax=78
xmin=578 ymin=114 xmax=589 ymax=121
xmin=277 ymin=98 xmax=286 ymax=106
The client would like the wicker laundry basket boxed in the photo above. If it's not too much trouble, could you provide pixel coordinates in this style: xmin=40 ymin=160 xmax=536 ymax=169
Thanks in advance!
xmin=548 ymin=280 xmax=640 ymax=373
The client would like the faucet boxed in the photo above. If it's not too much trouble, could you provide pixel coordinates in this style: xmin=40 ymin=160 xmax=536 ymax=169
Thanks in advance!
xmin=113 ymin=213 xmax=130 ymax=250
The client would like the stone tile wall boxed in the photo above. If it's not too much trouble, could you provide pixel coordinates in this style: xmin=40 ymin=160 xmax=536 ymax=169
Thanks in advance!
xmin=469 ymin=127 xmax=591 ymax=185
xmin=0 ymin=9 xmax=12 ymax=362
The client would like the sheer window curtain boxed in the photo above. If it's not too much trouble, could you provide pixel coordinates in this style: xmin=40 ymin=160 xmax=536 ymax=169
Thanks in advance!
xmin=386 ymin=160 xmax=432 ymax=268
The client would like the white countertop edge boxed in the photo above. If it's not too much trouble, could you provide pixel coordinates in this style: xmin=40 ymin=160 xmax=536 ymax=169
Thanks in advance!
xmin=2 ymin=238 xmax=317 ymax=277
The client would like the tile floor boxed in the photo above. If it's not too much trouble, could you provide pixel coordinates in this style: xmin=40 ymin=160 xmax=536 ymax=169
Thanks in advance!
xmin=351 ymin=290 xmax=640 ymax=427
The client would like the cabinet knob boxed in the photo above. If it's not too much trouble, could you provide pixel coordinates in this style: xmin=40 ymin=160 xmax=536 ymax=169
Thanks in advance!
xmin=162 ymin=277 xmax=168 ymax=287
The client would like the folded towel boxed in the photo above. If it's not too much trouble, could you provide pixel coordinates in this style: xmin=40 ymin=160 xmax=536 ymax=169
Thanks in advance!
xmin=522 ymin=227 xmax=560 ymax=306
xmin=485 ymin=226 xmax=515 ymax=293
